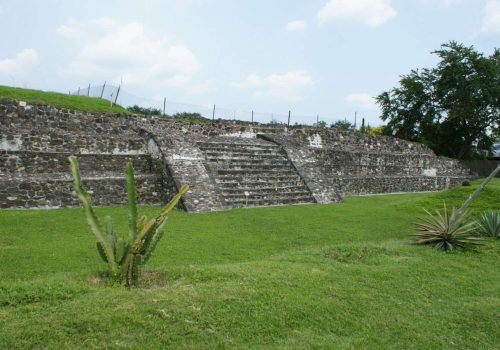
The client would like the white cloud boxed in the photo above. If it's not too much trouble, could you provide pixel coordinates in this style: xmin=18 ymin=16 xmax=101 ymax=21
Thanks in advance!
xmin=481 ymin=0 xmax=500 ymax=35
xmin=415 ymin=0 xmax=462 ymax=9
xmin=287 ymin=20 xmax=307 ymax=32
xmin=232 ymin=71 xmax=314 ymax=102
xmin=345 ymin=93 xmax=377 ymax=110
xmin=317 ymin=0 xmax=396 ymax=26
xmin=438 ymin=0 xmax=459 ymax=8
xmin=0 ymin=49 xmax=39 ymax=76
xmin=418 ymin=0 xmax=460 ymax=8
xmin=56 ymin=17 xmax=211 ymax=95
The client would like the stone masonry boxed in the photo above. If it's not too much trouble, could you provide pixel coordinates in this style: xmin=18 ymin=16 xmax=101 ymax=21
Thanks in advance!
xmin=0 ymin=99 xmax=474 ymax=211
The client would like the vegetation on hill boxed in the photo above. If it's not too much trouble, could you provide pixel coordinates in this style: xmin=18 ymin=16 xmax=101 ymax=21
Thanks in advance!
xmin=1 ymin=86 xmax=211 ymax=124
xmin=377 ymin=41 xmax=499 ymax=160
xmin=171 ymin=112 xmax=209 ymax=124
xmin=0 ymin=85 xmax=128 ymax=113
xmin=0 ymin=179 xmax=498 ymax=348
xmin=126 ymin=105 xmax=163 ymax=116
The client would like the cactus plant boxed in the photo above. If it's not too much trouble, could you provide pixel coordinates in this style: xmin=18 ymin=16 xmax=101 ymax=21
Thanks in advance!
xmin=477 ymin=210 xmax=500 ymax=237
xmin=68 ymin=156 xmax=189 ymax=287
xmin=413 ymin=203 xmax=481 ymax=251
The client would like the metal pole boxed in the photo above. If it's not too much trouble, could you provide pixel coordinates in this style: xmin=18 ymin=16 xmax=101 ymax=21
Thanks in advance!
xmin=163 ymin=97 xmax=166 ymax=117
xmin=212 ymin=104 xmax=216 ymax=121
xmin=114 ymin=85 xmax=121 ymax=104
xmin=354 ymin=111 xmax=357 ymax=129
xmin=251 ymin=110 xmax=254 ymax=123
xmin=100 ymin=81 xmax=106 ymax=98
xmin=87 ymin=84 xmax=90 ymax=96
xmin=288 ymin=110 xmax=291 ymax=127
xmin=317 ymin=114 xmax=319 ymax=125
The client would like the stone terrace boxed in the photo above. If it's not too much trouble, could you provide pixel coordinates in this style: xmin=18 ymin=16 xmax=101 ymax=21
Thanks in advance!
xmin=0 ymin=99 xmax=474 ymax=211
xmin=0 ymin=101 xmax=168 ymax=208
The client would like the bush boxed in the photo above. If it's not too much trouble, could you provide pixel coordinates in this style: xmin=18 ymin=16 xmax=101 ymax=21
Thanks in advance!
xmin=413 ymin=203 xmax=481 ymax=250
xmin=127 ymin=105 xmax=163 ymax=116
xmin=171 ymin=112 xmax=209 ymax=124
xmin=476 ymin=210 xmax=500 ymax=237
xmin=331 ymin=120 xmax=355 ymax=131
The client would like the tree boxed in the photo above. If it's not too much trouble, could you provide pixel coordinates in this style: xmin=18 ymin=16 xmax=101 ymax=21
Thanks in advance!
xmin=377 ymin=42 xmax=499 ymax=160
xmin=331 ymin=120 xmax=355 ymax=131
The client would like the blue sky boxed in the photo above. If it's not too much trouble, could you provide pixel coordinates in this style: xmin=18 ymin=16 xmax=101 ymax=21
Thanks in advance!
xmin=0 ymin=0 xmax=498 ymax=125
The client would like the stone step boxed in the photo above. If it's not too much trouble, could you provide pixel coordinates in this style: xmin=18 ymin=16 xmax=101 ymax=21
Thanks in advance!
xmin=213 ymin=163 xmax=294 ymax=172
xmin=223 ymin=195 xmax=315 ymax=208
xmin=200 ymin=147 xmax=281 ymax=155
xmin=204 ymin=151 xmax=283 ymax=159
xmin=217 ymin=168 xmax=297 ymax=176
xmin=217 ymin=180 xmax=306 ymax=189
xmin=0 ymin=107 xmax=137 ymax=135
xmin=220 ymin=184 xmax=309 ymax=194
xmin=206 ymin=157 xmax=289 ymax=165
xmin=222 ymin=189 xmax=311 ymax=199
xmin=216 ymin=173 xmax=303 ymax=182
xmin=0 ymin=174 xmax=164 ymax=208
xmin=2 ymin=172 xmax=159 ymax=182
xmin=2 ymin=132 xmax=146 ymax=153
xmin=197 ymin=141 xmax=279 ymax=150
xmin=0 ymin=150 xmax=154 ymax=175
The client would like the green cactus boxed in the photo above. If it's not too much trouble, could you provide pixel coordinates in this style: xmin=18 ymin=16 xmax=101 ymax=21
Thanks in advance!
xmin=69 ymin=156 xmax=189 ymax=287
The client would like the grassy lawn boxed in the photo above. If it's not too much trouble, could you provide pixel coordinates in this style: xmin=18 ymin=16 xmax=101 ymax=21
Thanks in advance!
xmin=0 ymin=85 xmax=127 ymax=113
xmin=0 ymin=180 xmax=499 ymax=349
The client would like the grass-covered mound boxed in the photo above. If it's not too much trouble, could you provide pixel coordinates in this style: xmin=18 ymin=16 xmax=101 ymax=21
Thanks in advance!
xmin=0 ymin=180 xmax=499 ymax=349
xmin=0 ymin=85 xmax=127 ymax=113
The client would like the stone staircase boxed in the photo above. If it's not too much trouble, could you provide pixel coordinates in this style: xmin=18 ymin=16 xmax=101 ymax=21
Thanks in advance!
xmin=196 ymin=137 xmax=315 ymax=209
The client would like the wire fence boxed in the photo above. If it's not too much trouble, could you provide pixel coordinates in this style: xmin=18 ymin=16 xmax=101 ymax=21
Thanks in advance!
xmin=70 ymin=84 xmax=358 ymax=126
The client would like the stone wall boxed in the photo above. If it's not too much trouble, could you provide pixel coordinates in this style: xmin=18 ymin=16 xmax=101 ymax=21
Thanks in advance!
xmin=262 ymin=130 xmax=471 ymax=202
xmin=0 ymin=99 xmax=168 ymax=208
xmin=0 ymin=99 xmax=474 ymax=210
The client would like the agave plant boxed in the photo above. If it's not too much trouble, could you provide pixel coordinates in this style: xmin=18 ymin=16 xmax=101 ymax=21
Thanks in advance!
xmin=69 ymin=156 xmax=189 ymax=287
xmin=477 ymin=210 xmax=500 ymax=237
xmin=413 ymin=203 xmax=481 ymax=251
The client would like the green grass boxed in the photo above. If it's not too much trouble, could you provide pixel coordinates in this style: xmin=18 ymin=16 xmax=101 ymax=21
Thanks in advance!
xmin=0 ymin=85 xmax=127 ymax=113
xmin=0 ymin=180 xmax=499 ymax=349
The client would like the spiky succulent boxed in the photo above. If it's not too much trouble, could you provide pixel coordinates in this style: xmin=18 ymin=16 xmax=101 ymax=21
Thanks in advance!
xmin=413 ymin=203 xmax=482 ymax=251
xmin=476 ymin=210 xmax=500 ymax=238
xmin=69 ymin=156 xmax=189 ymax=286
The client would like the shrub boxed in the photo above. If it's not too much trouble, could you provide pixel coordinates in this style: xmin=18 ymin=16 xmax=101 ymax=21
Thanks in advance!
xmin=315 ymin=120 xmax=327 ymax=128
xmin=69 ymin=156 xmax=189 ymax=287
xmin=126 ymin=105 xmax=163 ymax=116
xmin=476 ymin=210 xmax=500 ymax=237
xmin=330 ymin=120 xmax=355 ymax=131
xmin=367 ymin=125 xmax=385 ymax=136
xmin=413 ymin=203 xmax=481 ymax=251
xmin=171 ymin=112 xmax=209 ymax=124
